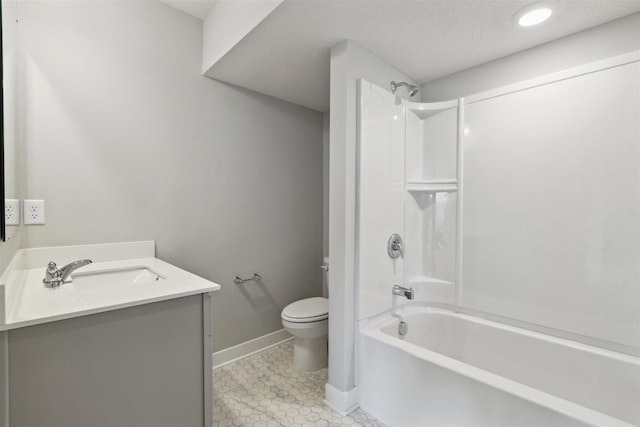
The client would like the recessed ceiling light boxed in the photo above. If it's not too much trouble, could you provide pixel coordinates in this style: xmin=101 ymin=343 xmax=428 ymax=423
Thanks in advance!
xmin=513 ymin=2 xmax=553 ymax=27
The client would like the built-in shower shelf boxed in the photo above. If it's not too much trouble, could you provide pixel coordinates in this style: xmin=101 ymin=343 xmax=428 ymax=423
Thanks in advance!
xmin=407 ymin=276 xmax=454 ymax=287
xmin=407 ymin=99 xmax=458 ymax=120
xmin=407 ymin=180 xmax=458 ymax=193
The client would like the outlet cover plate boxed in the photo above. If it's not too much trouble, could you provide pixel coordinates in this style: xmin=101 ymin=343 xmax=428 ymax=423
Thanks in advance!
xmin=24 ymin=199 xmax=45 ymax=225
xmin=5 ymin=199 xmax=19 ymax=225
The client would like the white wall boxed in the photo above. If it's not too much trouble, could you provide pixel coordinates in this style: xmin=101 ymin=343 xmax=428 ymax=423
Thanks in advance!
xmin=421 ymin=13 xmax=640 ymax=101
xmin=356 ymin=81 xmax=405 ymax=320
xmin=461 ymin=59 xmax=639 ymax=350
xmin=13 ymin=0 xmax=323 ymax=351
xmin=328 ymin=40 xmax=418 ymax=407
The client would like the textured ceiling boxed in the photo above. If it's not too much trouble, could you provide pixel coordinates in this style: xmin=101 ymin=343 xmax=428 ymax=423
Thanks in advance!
xmin=205 ymin=0 xmax=640 ymax=111
xmin=159 ymin=0 xmax=217 ymax=19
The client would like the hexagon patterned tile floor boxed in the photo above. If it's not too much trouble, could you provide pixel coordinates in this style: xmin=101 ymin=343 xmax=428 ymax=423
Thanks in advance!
xmin=213 ymin=340 xmax=386 ymax=427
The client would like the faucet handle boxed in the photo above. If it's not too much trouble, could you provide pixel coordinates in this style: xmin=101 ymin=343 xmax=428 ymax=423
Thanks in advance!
xmin=46 ymin=262 xmax=59 ymax=277
xmin=388 ymin=233 xmax=404 ymax=259
xmin=44 ymin=261 xmax=62 ymax=287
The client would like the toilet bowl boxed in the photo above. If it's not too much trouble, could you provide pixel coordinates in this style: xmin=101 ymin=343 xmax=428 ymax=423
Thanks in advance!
xmin=281 ymin=297 xmax=329 ymax=372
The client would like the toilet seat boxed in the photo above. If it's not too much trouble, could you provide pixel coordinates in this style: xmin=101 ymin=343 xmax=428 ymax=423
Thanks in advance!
xmin=281 ymin=297 xmax=328 ymax=323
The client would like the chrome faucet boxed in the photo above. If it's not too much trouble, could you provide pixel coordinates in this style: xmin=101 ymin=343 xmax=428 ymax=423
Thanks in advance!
xmin=43 ymin=259 xmax=92 ymax=288
xmin=392 ymin=284 xmax=414 ymax=300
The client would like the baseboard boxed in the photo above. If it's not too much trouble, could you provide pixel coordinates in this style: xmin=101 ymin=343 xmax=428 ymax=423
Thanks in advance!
xmin=213 ymin=329 xmax=292 ymax=368
xmin=324 ymin=383 xmax=358 ymax=416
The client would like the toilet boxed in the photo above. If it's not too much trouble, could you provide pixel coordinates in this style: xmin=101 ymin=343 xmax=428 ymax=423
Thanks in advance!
xmin=281 ymin=297 xmax=329 ymax=372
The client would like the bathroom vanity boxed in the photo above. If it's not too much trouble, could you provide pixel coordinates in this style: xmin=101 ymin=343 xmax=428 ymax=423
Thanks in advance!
xmin=0 ymin=241 xmax=220 ymax=427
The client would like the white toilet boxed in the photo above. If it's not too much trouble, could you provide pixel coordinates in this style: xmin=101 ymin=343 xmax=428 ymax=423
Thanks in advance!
xmin=281 ymin=297 xmax=329 ymax=372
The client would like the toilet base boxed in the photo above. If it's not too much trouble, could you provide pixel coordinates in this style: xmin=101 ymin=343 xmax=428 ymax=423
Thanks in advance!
xmin=282 ymin=317 xmax=328 ymax=373
xmin=293 ymin=337 xmax=328 ymax=372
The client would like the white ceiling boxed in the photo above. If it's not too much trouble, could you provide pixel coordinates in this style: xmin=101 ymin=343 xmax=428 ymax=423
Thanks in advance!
xmin=170 ymin=0 xmax=640 ymax=112
xmin=160 ymin=0 xmax=217 ymax=20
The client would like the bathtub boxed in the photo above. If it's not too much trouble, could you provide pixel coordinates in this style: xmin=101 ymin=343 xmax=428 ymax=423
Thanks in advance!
xmin=358 ymin=306 xmax=639 ymax=427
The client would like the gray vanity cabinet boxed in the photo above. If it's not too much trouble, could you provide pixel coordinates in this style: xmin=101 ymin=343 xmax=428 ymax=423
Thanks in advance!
xmin=3 ymin=294 xmax=212 ymax=427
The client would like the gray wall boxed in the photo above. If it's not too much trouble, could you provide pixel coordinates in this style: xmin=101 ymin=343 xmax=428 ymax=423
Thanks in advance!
xmin=0 ymin=0 xmax=22 ymax=275
xmin=421 ymin=13 xmax=640 ymax=101
xmin=0 ymin=237 xmax=19 ymax=282
xmin=14 ymin=1 xmax=323 ymax=351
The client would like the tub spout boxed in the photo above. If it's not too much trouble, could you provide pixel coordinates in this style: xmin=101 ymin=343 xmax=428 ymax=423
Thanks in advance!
xmin=392 ymin=285 xmax=414 ymax=300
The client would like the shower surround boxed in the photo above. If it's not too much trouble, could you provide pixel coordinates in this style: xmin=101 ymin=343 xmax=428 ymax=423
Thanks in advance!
xmin=355 ymin=51 xmax=640 ymax=426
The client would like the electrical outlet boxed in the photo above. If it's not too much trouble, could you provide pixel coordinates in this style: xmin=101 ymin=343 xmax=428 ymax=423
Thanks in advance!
xmin=24 ymin=199 xmax=45 ymax=225
xmin=5 ymin=199 xmax=19 ymax=225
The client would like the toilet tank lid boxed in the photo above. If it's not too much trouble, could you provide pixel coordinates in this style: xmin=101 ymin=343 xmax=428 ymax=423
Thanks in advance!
xmin=282 ymin=297 xmax=328 ymax=320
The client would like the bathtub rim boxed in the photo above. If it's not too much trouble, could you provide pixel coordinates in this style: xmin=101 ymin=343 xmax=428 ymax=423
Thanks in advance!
xmin=372 ymin=302 xmax=639 ymax=358
xmin=359 ymin=304 xmax=639 ymax=427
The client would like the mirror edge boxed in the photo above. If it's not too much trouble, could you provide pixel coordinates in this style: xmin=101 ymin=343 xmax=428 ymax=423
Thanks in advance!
xmin=0 ymin=2 xmax=5 ymax=242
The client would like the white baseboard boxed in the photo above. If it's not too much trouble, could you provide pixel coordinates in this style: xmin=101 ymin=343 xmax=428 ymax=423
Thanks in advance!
xmin=324 ymin=383 xmax=358 ymax=416
xmin=213 ymin=329 xmax=292 ymax=368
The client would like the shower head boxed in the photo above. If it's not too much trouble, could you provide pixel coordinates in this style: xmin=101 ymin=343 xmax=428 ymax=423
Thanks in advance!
xmin=390 ymin=81 xmax=418 ymax=97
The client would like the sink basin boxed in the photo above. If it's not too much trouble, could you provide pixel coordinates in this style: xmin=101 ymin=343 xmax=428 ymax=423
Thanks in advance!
xmin=70 ymin=267 xmax=163 ymax=286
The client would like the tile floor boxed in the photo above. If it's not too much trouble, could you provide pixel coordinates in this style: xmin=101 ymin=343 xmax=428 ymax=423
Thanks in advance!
xmin=213 ymin=340 xmax=385 ymax=427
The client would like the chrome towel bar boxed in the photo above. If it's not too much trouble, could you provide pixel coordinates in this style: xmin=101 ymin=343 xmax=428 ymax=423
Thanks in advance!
xmin=234 ymin=273 xmax=262 ymax=285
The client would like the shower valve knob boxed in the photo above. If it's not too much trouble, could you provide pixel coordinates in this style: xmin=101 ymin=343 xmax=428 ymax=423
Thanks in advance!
xmin=387 ymin=233 xmax=404 ymax=259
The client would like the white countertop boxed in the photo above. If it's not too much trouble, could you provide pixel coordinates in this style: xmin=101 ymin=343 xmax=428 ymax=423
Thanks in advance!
xmin=0 ymin=242 xmax=220 ymax=331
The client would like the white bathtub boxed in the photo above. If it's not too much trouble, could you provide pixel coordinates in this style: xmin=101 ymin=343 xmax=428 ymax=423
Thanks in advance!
xmin=358 ymin=306 xmax=640 ymax=427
